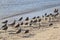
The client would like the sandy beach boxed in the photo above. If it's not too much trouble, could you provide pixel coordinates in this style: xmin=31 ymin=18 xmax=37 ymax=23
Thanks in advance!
xmin=0 ymin=8 xmax=60 ymax=40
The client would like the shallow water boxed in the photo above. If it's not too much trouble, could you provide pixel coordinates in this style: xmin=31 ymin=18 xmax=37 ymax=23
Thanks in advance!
xmin=0 ymin=0 xmax=60 ymax=20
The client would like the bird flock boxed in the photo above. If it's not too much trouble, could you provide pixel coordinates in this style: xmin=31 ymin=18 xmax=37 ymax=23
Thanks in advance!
xmin=0 ymin=9 xmax=60 ymax=37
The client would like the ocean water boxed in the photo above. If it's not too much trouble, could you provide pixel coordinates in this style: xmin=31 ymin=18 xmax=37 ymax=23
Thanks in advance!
xmin=0 ymin=0 xmax=60 ymax=19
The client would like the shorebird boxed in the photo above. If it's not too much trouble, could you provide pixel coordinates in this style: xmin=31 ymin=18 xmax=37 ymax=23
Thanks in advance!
xmin=2 ymin=26 xmax=8 ymax=30
xmin=32 ymin=16 xmax=36 ymax=19
xmin=54 ymin=12 xmax=59 ymax=17
xmin=29 ymin=23 xmax=32 ymax=26
xmin=30 ymin=20 xmax=33 ymax=23
xmin=15 ymin=23 xmax=20 ymax=28
xmin=46 ymin=15 xmax=50 ymax=17
xmin=16 ymin=28 xmax=21 ymax=34
xmin=49 ymin=23 xmax=53 ymax=26
xmin=45 ymin=17 xmax=48 ymax=20
xmin=54 ymin=9 xmax=58 ymax=13
xmin=49 ymin=13 xmax=53 ymax=16
xmin=24 ymin=30 xmax=29 ymax=34
xmin=45 ymin=13 xmax=47 ymax=16
xmin=8 ymin=20 xmax=16 ymax=26
xmin=37 ymin=16 xmax=40 ymax=18
xmin=49 ymin=13 xmax=55 ymax=17
xmin=29 ymin=20 xmax=33 ymax=26
xmin=2 ymin=20 xmax=8 ymax=24
xmin=38 ymin=19 xmax=41 ymax=22
xmin=1 ymin=24 xmax=8 ymax=32
xmin=33 ymin=19 xmax=37 ymax=23
xmin=25 ymin=17 xmax=29 ymax=21
xmin=25 ymin=22 xmax=28 ymax=25
xmin=18 ymin=17 xmax=23 ymax=21
xmin=20 ymin=22 xmax=23 ymax=25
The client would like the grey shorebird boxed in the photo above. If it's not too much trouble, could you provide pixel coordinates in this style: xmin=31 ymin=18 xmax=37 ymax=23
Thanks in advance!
xmin=8 ymin=20 xmax=16 ymax=26
xmin=15 ymin=23 xmax=20 ymax=28
xmin=24 ymin=30 xmax=29 ymax=34
xmin=54 ymin=9 xmax=58 ymax=13
xmin=2 ymin=20 xmax=8 ymax=24
xmin=25 ymin=17 xmax=29 ymax=21
xmin=18 ymin=17 xmax=23 ymax=21
xmin=32 ymin=16 xmax=36 ymax=19
xmin=1 ymin=24 xmax=8 ymax=32
xmin=16 ymin=28 xmax=21 ymax=34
